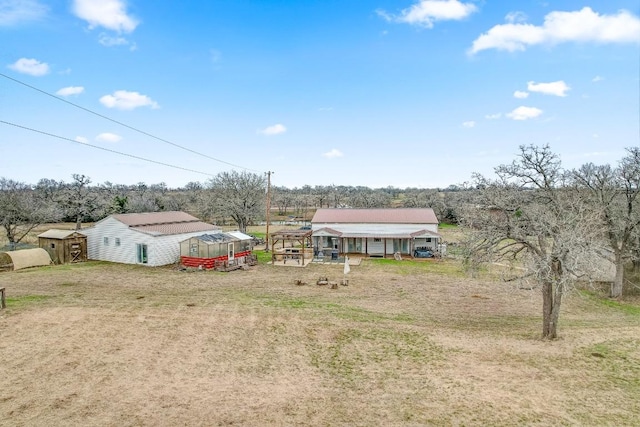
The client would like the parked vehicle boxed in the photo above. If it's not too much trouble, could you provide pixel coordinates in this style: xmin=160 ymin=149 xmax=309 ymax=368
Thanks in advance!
xmin=413 ymin=248 xmax=433 ymax=258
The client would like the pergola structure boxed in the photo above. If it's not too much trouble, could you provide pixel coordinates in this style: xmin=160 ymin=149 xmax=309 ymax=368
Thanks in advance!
xmin=270 ymin=229 xmax=312 ymax=265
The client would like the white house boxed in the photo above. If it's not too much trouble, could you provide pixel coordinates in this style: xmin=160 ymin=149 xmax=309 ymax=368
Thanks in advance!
xmin=82 ymin=211 xmax=220 ymax=266
xmin=311 ymin=208 xmax=441 ymax=258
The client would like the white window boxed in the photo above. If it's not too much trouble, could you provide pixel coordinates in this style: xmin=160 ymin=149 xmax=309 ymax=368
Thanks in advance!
xmin=104 ymin=237 xmax=109 ymax=245
xmin=115 ymin=238 xmax=121 ymax=247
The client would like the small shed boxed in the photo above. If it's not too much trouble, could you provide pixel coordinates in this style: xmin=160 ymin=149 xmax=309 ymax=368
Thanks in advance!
xmin=180 ymin=232 xmax=254 ymax=270
xmin=0 ymin=248 xmax=52 ymax=271
xmin=38 ymin=229 xmax=87 ymax=264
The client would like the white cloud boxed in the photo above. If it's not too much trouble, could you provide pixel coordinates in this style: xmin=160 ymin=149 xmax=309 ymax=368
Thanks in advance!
xmin=75 ymin=136 xmax=89 ymax=143
xmin=96 ymin=132 xmax=122 ymax=143
xmin=377 ymin=0 xmax=477 ymax=28
xmin=99 ymin=90 xmax=159 ymax=110
xmin=323 ymin=149 xmax=343 ymax=159
xmin=507 ymin=106 xmax=543 ymax=120
xmin=505 ymin=11 xmax=527 ymax=24
xmin=527 ymin=80 xmax=570 ymax=97
xmin=56 ymin=86 xmax=85 ymax=96
xmin=462 ymin=121 xmax=476 ymax=128
xmin=592 ymin=75 xmax=604 ymax=82
xmin=72 ymin=0 xmax=138 ymax=33
xmin=98 ymin=34 xmax=129 ymax=47
xmin=513 ymin=90 xmax=529 ymax=99
xmin=469 ymin=7 xmax=640 ymax=54
xmin=485 ymin=113 xmax=502 ymax=120
xmin=7 ymin=57 xmax=49 ymax=76
xmin=0 ymin=0 xmax=48 ymax=26
xmin=258 ymin=124 xmax=287 ymax=136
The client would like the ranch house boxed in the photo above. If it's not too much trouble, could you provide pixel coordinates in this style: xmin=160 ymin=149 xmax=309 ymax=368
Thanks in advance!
xmin=82 ymin=211 xmax=220 ymax=267
xmin=311 ymin=208 xmax=441 ymax=258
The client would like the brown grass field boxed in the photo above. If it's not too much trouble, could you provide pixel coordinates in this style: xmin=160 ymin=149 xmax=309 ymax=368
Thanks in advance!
xmin=1 ymin=227 xmax=639 ymax=426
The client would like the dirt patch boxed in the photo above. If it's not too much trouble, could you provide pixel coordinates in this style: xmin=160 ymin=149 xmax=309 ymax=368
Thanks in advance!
xmin=1 ymin=260 xmax=638 ymax=426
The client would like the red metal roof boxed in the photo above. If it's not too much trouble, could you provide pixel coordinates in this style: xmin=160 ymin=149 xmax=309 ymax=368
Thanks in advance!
xmin=113 ymin=211 xmax=200 ymax=226
xmin=133 ymin=222 xmax=220 ymax=236
xmin=312 ymin=208 xmax=439 ymax=224
xmin=112 ymin=211 xmax=219 ymax=236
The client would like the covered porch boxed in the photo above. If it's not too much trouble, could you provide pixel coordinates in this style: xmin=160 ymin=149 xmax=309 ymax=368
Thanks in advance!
xmin=312 ymin=228 xmax=443 ymax=259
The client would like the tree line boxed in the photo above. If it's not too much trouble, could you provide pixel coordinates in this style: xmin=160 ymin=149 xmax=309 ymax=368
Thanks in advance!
xmin=1 ymin=145 xmax=638 ymax=339
xmin=0 ymin=172 xmax=466 ymax=244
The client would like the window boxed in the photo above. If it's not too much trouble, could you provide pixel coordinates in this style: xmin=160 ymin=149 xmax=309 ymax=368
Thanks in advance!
xmin=115 ymin=238 xmax=121 ymax=247
xmin=426 ymin=238 xmax=432 ymax=242
xmin=104 ymin=237 xmax=109 ymax=245
xmin=50 ymin=243 xmax=56 ymax=249
xmin=374 ymin=238 xmax=381 ymax=243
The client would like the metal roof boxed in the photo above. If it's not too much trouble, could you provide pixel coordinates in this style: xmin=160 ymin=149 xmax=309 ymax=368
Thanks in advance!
xmin=226 ymin=231 xmax=253 ymax=241
xmin=109 ymin=211 xmax=220 ymax=236
xmin=313 ymin=227 xmax=343 ymax=236
xmin=133 ymin=222 xmax=220 ymax=236
xmin=339 ymin=232 xmax=439 ymax=239
xmin=312 ymin=208 xmax=439 ymax=224
xmin=113 ymin=211 xmax=200 ymax=226
xmin=37 ymin=229 xmax=86 ymax=239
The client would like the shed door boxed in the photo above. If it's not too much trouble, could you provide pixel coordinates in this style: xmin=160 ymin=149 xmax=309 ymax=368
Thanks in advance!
xmin=228 ymin=243 xmax=235 ymax=261
xmin=70 ymin=242 xmax=83 ymax=263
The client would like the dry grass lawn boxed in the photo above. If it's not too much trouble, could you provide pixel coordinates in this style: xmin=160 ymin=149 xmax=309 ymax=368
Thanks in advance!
xmin=1 ymin=256 xmax=639 ymax=426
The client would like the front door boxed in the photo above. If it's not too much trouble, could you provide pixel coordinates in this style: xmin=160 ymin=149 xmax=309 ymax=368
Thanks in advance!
xmin=368 ymin=238 xmax=384 ymax=255
xmin=228 ymin=242 xmax=235 ymax=261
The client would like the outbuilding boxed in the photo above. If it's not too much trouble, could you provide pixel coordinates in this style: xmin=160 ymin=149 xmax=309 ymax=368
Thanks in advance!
xmin=0 ymin=248 xmax=52 ymax=271
xmin=180 ymin=231 xmax=254 ymax=270
xmin=38 ymin=229 xmax=87 ymax=264
xmin=81 ymin=211 xmax=220 ymax=267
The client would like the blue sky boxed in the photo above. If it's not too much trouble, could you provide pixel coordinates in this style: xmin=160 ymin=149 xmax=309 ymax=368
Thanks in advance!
xmin=1 ymin=0 xmax=639 ymax=189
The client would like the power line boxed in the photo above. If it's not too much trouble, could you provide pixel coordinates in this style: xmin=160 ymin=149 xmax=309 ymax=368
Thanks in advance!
xmin=0 ymin=72 xmax=261 ymax=173
xmin=0 ymin=119 xmax=216 ymax=178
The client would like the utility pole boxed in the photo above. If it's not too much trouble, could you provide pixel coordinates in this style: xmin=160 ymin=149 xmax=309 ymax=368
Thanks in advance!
xmin=265 ymin=171 xmax=273 ymax=252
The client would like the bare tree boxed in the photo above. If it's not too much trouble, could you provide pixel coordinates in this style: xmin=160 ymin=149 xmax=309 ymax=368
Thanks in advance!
xmin=573 ymin=147 xmax=640 ymax=298
xmin=64 ymin=174 xmax=101 ymax=229
xmin=0 ymin=178 xmax=60 ymax=248
xmin=461 ymin=145 xmax=599 ymax=339
xmin=206 ymin=170 xmax=266 ymax=232
xmin=273 ymin=187 xmax=293 ymax=216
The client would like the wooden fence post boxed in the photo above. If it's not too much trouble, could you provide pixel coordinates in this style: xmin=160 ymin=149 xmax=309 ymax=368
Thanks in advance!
xmin=0 ymin=287 xmax=5 ymax=309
